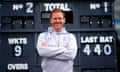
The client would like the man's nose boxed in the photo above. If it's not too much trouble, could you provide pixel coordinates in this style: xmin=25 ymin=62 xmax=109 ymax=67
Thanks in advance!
xmin=56 ymin=18 xmax=60 ymax=22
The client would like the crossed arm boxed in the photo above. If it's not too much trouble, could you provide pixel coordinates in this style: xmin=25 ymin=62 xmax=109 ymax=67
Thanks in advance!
xmin=36 ymin=33 xmax=78 ymax=60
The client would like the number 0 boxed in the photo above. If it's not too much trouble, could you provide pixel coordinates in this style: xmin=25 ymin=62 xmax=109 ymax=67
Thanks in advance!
xmin=104 ymin=44 xmax=112 ymax=55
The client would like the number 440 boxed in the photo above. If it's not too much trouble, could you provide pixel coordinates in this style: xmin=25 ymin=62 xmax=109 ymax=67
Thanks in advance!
xmin=83 ymin=44 xmax=112 ymax=56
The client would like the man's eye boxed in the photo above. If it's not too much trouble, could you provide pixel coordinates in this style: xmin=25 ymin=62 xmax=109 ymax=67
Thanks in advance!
xmin=59 ymin=18 xmax=62 ymax=20
xmin=53 ymin=17 xmax=62 ymax=20
xmin=53 ymin=18 xmax=57 ymax=20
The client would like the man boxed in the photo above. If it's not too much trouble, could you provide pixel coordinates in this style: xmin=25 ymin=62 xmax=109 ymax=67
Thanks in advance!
xmin=36 ymin=8 xmax=78 ymax=72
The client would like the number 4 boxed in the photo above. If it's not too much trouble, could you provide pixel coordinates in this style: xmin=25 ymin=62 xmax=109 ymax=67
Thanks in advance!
xmin=83 ymin=44 xmax=91 ymax=56
xmin=94 ymin=44 xmax=101 ymax=56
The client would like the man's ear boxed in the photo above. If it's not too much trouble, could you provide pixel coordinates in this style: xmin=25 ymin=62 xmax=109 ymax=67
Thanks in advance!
xmin=50 ymin=18 xmax=52 ymax=24
xmin=64 ymin=17 xmax=66 ymax=23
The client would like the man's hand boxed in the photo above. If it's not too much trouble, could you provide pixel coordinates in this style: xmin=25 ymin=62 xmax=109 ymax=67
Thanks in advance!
xmin=41 ymin=42 xmax=48 ymax=46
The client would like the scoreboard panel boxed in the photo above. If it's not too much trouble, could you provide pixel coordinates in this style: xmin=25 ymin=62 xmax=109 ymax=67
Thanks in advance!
xmin=0 ymin=0 xmax=117 ymax=72
xmin=0 ymin=1 xmax=115 ymax=30
xmin=0 ymin=33 xmax=36 ymax=72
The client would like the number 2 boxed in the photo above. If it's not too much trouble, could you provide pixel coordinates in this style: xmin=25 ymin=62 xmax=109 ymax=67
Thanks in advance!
xmin=26 ymin=2 xmax=34 ymax=13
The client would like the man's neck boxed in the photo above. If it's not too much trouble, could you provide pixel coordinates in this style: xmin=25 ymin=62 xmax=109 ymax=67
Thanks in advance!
xmin=54 ymin=28 xmax=62 ymax=32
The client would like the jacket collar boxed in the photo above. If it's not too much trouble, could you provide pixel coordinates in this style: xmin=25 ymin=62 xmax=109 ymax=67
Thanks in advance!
xmin=48 ymin=26 xmax=67 ymax=34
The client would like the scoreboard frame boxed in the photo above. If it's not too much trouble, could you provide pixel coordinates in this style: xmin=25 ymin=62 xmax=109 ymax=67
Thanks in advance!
xmin=0 ymin=0 xmax=117 ymax=72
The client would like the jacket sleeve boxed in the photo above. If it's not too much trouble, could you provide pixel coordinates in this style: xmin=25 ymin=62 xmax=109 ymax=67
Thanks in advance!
xmin=36 ymin=33 xmax=66 ymax=57
xmin=50 ymin=34 xmax=78 ymax=60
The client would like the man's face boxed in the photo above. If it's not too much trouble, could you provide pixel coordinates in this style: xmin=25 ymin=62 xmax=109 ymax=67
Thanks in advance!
xmin=50 ymin=12 xmax=66 ymax=32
